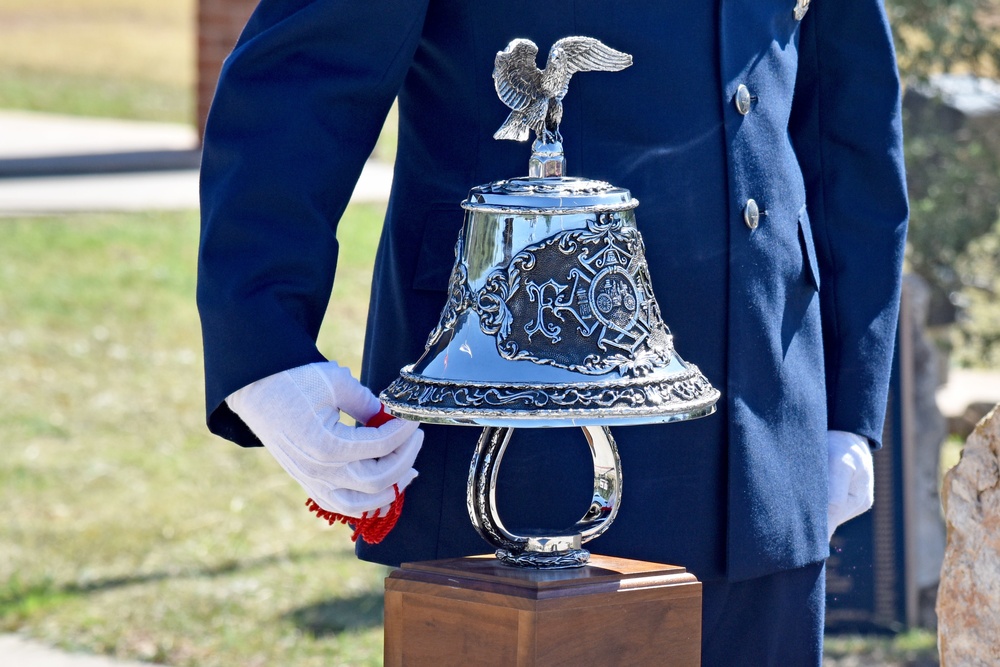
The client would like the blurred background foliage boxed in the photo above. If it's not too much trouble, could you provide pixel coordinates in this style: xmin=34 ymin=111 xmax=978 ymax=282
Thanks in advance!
xmin=888 ymin=0 xmax=1000 ymax=366
xmin=890 ymin=0 xmax=1000 ymax=79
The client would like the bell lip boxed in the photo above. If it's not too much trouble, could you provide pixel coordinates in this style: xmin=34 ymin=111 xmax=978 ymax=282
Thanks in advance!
xmin=381 ymin=400 xmax=718 ymax=428
xmin=379 ymin=365 xmax=721 ymax=428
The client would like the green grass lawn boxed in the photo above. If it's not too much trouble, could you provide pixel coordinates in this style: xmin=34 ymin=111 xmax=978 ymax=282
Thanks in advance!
xmin=0 ymin=0 xmax=195 ymax=123
xmin=0 ymin=206 xmax=390 ymax=666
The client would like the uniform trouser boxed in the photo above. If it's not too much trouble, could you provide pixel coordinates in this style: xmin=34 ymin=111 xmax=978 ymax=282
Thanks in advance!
xmin=700 ymin=562 xmax=826 ymax=667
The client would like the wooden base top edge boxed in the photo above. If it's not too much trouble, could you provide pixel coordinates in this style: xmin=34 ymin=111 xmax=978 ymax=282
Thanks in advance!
xmin=388 ymin=554 xmax=698 ymax=600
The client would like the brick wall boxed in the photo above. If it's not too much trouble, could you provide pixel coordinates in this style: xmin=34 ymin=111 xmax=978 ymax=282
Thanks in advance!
xmin=197 ymin=0 xmax=256 ymax=137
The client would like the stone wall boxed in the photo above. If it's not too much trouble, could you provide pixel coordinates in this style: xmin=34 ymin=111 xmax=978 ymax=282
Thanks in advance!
xmin=197 ymin=0 xmax=256 ymax=137
xmin=938 ymin=405 xmax=1000 ymax=665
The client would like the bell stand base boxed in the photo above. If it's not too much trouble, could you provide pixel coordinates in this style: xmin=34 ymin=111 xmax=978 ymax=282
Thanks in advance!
xmin=384 ymin=554 xmax=702 ymax=666
xmin=468 ymin=425 xmax=622 ymax=569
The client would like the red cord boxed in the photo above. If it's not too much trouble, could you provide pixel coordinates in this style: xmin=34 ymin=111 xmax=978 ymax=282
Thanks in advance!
xmin=304 ymin=405 xmax=406 ymax=545
xmin=364 ymin=404 xmax=395 ymax=428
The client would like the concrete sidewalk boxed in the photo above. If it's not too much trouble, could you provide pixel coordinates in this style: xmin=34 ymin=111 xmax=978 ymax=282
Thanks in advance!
xmin=0 ymin=110 xmax=199 ymax=173
xmin=0 ymin=636 xmax=154 ymax=667
xmin=0 ymin=110 xmax=392 ymax=214
xmin=937 ymin=368 xmax=1000 ymax=419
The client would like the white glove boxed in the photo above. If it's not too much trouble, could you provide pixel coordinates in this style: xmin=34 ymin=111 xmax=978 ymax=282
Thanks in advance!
xmin=827 ymin=430 xmax=874 ymax=540
xmin=225 ymin=361 xmax=423 ymax=517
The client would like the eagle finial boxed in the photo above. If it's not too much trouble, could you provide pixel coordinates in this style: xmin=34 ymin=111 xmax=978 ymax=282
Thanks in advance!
xmin=492 ymin=37 xmax=633 ymax=145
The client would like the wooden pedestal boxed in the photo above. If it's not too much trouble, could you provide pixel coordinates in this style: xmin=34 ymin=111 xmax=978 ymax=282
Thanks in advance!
xmin=384 ymin=554 xmax=701 ymax=666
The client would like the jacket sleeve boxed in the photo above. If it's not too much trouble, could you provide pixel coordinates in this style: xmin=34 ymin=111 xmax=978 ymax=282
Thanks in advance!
xmin=196 ymin=0 xmax=430 ymax=446
xmin=788 ymin=0 xmax=909 ymax=448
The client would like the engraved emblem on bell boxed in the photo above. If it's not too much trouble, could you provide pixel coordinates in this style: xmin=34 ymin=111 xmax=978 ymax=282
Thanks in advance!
xmin=381 ymin=37 xmax=720 ymax=568
xmin=477 ymin=211 xmax=673 ymax=376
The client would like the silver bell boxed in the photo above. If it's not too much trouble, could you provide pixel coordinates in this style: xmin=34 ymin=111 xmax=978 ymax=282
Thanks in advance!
xmin=381 ymin=176 xmax=719 ymax=427
xmin=380 ymin=37 xmax=719 ymax=568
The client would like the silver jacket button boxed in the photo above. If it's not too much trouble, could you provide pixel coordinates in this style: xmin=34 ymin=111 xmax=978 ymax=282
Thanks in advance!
xmin=743 ymin=199 xmax=760 ymax=230
xmin=735 ymin=84 xmax=752 ymax=115
xmin=794 ymin=0 xmax=811 ymax=21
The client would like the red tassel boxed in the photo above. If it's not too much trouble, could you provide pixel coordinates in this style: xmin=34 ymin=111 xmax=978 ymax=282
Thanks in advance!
xmin=305 ymin=485 xmax=404 ymax=544
xmin=304 ymin=404 xmax=406 ymax=545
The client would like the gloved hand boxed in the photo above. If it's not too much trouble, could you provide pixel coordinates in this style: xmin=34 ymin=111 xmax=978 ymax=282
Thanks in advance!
xmin=827 ymin=430 xmax=874 ymax=540
xmin=225 ymin=361 xmax=423 ymax=517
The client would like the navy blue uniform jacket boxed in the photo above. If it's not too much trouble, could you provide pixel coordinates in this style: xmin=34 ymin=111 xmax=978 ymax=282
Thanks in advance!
xmin=197 ymin=0 xmax=907 ymax=583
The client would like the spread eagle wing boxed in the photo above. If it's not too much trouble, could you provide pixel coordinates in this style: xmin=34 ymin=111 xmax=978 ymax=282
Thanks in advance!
xmin=493 ymin=39 xmax=545 ymax=112
xmin=550 ymin=36 xmax=633 ymax=78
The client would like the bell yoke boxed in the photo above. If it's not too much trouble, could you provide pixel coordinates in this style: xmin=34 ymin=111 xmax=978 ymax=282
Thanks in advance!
xmin=380 ymin=37 xmax=720 ymax=568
